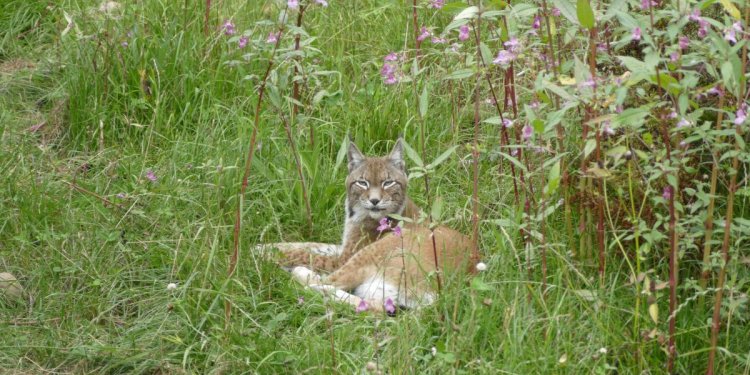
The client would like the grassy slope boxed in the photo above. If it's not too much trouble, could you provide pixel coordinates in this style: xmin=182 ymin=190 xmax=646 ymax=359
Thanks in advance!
xmin=0 ymin=0 xmax=747 ymax=374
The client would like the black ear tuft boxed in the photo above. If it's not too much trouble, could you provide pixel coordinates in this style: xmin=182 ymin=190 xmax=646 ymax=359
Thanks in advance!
xmin=347 ymin=141 xmax=365 ymax=172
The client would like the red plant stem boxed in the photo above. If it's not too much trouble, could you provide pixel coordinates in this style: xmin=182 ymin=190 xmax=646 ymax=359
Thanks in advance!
xmin=226 ymin=26 xmax=285 ymax=326
xmin=412 ymin=0 xmax=422 ymax=55
xmin=699 ymin=92 xmax=725 ymax=290
xmin=707 ymin=6 xmax=748 ymax=374
xmin=291 ymin=5 xmax=311 ymax=146
xmin=470 ymin=5 xmax=482 ymax=265
xmin=203 ymin=0 xmax=211 ymax=36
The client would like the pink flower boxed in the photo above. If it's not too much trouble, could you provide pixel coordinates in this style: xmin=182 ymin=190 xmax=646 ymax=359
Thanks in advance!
xmin=381 ymin=63 xmax=399 ymax=85
xmin=384 ymin=298 xmax=396 ymax=314
xmin=267 ymin=31 xmax=280 ymax=44
xmin=238 ymin=36 xmax=248 ymax=48
xmin=458 ymin=24 xmax=470 ymax=41
xmin=288 ymin=0 xmax=299 ymax=9
xmin=578 ymin=78 xmax=596 ymax=89
xmin=417 ymin=27 xmax=432 ymax=42
xmin=735 ymin=106 xmax=747 ymax=126
xmin=551 ymin=8 xmax=561 ymax=17
xmin=431 ymin=36 xmax=447 ymax=44
xmin=532 ymin=16 xmax=541 ymax=29
xmin=640 ymin=0 xmax=656 ymax=10
xmin=146 ymin=170 xmax=157 ymax=182
xmin=116 ymin=193 xmax=126 ymax=199
xmin=493 ymin=50 xmax=515 ymax=66
xmin=503 ymin=37 xmax=521 ymax=53
xmin=222 ymin=20 xmax=235 ymax=36
xmin=688 ymin=9 xmax=701 ymax=22
xmin=679 ymin=36 xmax=689 ymax=50
xmin=676 ymin=118 xmax=691 ymax=128
xmin=602 ymin=121 xmax=614 ymax=136
xmin=631 ymin=27 xmax=641 ymax=41
xmin=297 ymin=296 xmax=305 ymax=305
xmin=356 ymin=299 xmax=369 ymax=313
xmin=314 ymin=0 xmax=328 ymax=6
xmin=668 ymin=111 xmax=678 ymax=119
xmin=430 ymin=0 xmax=444 ymax=9
xmin=384 ymin=52 xmax=399 ymax=62
xmin=669 ymin=52 xmax=679 ymax=62
xmin=521 ymin=124 xmax=533 ymax=140
xmin=662 ymin=186 xmax=672 ymax=200
xmin=725 ymin=22 xmax=743 ymax=44
xmin=393 ymin=225 xmax=402 ymax=237
xmin=377 ymin=217 xmax=390 ymax=232
xmin=502 ymin=118 xmax=513 ymax=128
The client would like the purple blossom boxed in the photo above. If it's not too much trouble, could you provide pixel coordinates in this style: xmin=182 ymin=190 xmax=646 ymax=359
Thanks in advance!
xmin=668 ymin=111 xmax=678 ymax=119
xmin=640 ymin=0 xmax=656 ymax=10
xmin=146 ymin=170 xmax=157 ymax=182
xmin=532 ymin=16 xmax=541 ymax=29
xmin=493 ymin=50 xmax=516 ymax=66
xmin=522 ymin=124 xmax=533 ymax=140
xmin=267 ymin=31 xmax=280 ymax=44
xmin=458 ymin=24 xmax=470 ymax=41
xmin=393 ymin=225 xmax=402 ymax=237
xmin=384 ymin=298 xmax=396 ymax=314
xmin=602 ymin=121 xmax=615 ymax=136
xmin=430 ymin=0 xmax=444 ymax=9
xmin=117 ymin=193 xmax=126 ymax=199
xmin=707 ymin=86 xmax=724 ymax=97
xmin=417 ymin=27 xmax=432 ymax=42
xmin=503 ymin=37 xmax=521 ymax=53
xmin=662 ymin=186 xmax=673 ymax=201
xmin=551 ymin=8 xmax=561 ymax=17
xmin=631 ymin=27 xmax=641 ymax=42
xmin=735 ymin=106 xmax=747 ymax=126
xmin=377 ymin=217 xmax=390 ymax=232
xmin=314 ymin=0 xmax=328 ymax=6
xmin=238 ymin=36 xmax=248 ymax=48
xmin=676 ymin=118 xmax=691 ymax=128
xmin=510 ymin=149 xmax=519 ymax=157
xmin=725 ymin=22 xmax=743 ymax=44
xmin=688 ymin=9 xmax=701 ymax=22
xmin=288 ymin=0 xmax=299 ymax=9
xmin=578 ymin=78 xmax=596 ymax=89
xmin=298 ymin=296 xmax=305 ymax=305
xmin=222 ymin=20 xmax=236 ymax=36
xmin=381 ymin=62 xmax=399 ymax=85
xmin=121 ymin=41 xmax=128 ymax=47
xmin=356 ymin=299 xmax=369 ymax=313
xmin=670 ymin=52 xmax=679 ymax=62
xmin=679 ymin=36 xmax=689 ymax=50
xmin=502 ymin=118 xmax=513 ymax=128
xmin=384 ymin=52 xmax=399 ymax=62
xmin=431 ymin=36 xmax=447 ymax=44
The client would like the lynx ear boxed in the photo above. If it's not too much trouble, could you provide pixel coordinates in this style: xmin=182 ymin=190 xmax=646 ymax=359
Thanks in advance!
xmin=347 ymin=141 xmax=365 ymax=172
xmin=389 ymin=138 xmax=405 ymax=171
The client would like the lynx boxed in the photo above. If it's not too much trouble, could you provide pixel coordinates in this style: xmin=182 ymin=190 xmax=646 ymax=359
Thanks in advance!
xmin=264 ymin=139 xmax=472 ymax=312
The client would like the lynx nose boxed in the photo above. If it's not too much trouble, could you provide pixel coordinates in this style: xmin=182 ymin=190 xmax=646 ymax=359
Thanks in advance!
xmin=369 ymin=198 xmax=381 ymax=206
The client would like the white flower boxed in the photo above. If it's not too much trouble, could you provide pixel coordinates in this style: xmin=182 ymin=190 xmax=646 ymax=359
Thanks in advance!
xmin=599 ymin=347 xmax=608 ymax=354
xmin=431 ymin=347 xmax=437 ymax=356
xmin=167 ymin=283 xmax=178 ymax=290
xmin=476 ymin=262 xmax=487 ymax=272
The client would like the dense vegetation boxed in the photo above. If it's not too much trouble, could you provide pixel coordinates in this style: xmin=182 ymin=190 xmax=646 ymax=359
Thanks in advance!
xmin=1 ymin=0 xmax=748 ymax=373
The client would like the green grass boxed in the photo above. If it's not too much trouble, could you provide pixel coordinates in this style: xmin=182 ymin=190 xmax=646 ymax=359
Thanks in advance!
xmin=1 ymin=0 xmax=748 ymax=373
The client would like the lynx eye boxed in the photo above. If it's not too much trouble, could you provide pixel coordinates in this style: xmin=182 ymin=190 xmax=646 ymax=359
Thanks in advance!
xmin=354 ymin=180 xmax=369 ymax=189
xmin=382 ymin=180 xmax=396 ymax=188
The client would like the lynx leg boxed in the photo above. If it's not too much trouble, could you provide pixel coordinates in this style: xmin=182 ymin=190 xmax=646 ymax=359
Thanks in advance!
xmin=291 ymin=266 xmax=323 ymax=286
xmin=256 ymin=242 xmax=341 ymax=256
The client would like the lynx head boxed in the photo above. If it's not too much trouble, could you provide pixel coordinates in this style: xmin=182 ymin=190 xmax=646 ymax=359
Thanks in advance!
xmin=345 ymin=139 xmax=408 ymax=221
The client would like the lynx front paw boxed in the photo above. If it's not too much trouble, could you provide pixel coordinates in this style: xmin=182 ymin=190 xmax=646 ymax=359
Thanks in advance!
xmin=291 ymin=266 xmax=322 ymax=286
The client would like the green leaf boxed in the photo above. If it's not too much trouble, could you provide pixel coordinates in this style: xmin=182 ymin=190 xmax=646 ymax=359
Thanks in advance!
xmin=497 ymin=151 xmax=528 ymax=173
xmin=426 ymin=145 xmax=458 ymax=170
xmin=545 ymin=160 xmax=561 ymax=196
xmin=471 ymin=277 xmax=493 ymax=291
xmin=552 ymin=0 xmax=579 ymax=25
xmin=576 ymin=0 xmax=595 ymax=29
xmin=455 ymin=5 xmax=479 ymax=20
xmin=401 ymin=139 xmax=424 ymax=168
xmin=419 ymin=85 xmax=429 ymax=118
xmin=334 ymin=135 xmax=348 ymax=172
xmin=431 ymin=196 xmax=444 ymax=222
xmin=479 ymin=42 xmax=493 ymax=66
xmin=719 ymin=0 xmax=742 ymax=19
xmin=444 ymin=68 xmax=475 ymax=80
xmin=584 ymin=139 xmax=596 ymax=158
xmin=483 ymin=116 xmax=503 ymax=125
